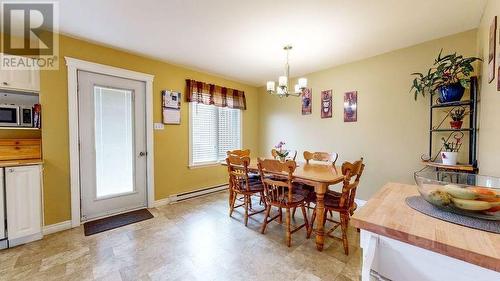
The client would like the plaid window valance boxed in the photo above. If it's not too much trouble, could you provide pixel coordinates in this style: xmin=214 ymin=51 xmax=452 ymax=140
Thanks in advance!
xmin=185 ymin=79 xmax=246 ymax=110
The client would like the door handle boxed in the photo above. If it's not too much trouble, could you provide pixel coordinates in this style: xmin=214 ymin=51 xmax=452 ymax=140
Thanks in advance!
xmin=139 ymin=151 xmax=147 ymax=157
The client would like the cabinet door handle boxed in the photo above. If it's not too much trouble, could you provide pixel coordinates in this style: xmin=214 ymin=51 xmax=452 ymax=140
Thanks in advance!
xmin=8 ymin=168 xmax=14 ymax=173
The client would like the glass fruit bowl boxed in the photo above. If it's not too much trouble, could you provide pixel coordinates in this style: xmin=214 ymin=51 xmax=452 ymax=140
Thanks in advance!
xmin=414 ymin=170 xmax=500 ymax=220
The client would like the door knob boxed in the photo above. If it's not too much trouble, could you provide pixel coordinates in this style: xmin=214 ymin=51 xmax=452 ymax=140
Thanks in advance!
xmin=139 ymin=151 xmax=147 ymax=157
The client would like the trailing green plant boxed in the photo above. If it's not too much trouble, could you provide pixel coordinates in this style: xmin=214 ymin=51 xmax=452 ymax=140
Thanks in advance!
xmin=410 ymin=50 xmax=481 ymax=100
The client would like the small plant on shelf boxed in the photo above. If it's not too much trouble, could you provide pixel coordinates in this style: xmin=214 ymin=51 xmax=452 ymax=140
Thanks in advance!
xmin=440 ymin=135 xmax=462 ymax=166
xmin=410 ymin=50 xmax=481 ymax=102
xmin=449 ymin=106 xmax=467 ymax=129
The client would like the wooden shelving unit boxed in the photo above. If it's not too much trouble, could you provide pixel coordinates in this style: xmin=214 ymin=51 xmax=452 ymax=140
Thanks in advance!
xmin=426 ymin=76 xmax=478 ymax=173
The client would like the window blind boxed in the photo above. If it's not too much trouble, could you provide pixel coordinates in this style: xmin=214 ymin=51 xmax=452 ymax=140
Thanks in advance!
xmin=190 ymin=103 xmax=241 ymax=165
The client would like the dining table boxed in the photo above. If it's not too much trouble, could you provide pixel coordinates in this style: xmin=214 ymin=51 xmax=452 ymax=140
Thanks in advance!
xmin=224 ymin=158 xmax=345 ymax=251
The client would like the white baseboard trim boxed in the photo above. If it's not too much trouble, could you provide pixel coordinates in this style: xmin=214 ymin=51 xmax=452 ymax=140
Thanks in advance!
xmin=42 ymin=220 xmax=72 ymax=235
xmin=168 ymin=184 xmax=228 ymax=203
xmin=153 ymin=197 xmax=171 ymax=208
xmin=355 ymin=198 xmax=367 ymax=207
xmin=9 ymin=233 xmax=43 ymax=247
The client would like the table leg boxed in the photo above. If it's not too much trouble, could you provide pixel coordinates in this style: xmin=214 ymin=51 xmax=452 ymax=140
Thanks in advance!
xmin=315 ymin=183 xmax=327 ymax=251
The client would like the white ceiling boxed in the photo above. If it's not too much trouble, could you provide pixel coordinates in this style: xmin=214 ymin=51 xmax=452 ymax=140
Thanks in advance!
xmin=53 ymin=0 xmax=486 ymax=85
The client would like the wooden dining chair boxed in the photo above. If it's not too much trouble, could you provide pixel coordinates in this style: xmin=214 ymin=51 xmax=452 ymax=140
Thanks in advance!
xmin=306 ymin=158 xmax=365 ymax=255
xmin=303 ymin=151 xmax=339 ymax=165
xmin=226 ymin=155 xmax=266 ymax=226
xmin=257 ymin=158 xmax=310 ymax=247
xmin=226 ymin=149 xmax=251 ymax=157
xmin=292 ymin=151 xmax=339 ymax=218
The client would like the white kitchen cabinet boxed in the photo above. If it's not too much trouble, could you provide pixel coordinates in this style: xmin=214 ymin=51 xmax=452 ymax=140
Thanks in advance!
xmin=0 ymin=54 xmax=40 ymax=93
xmin=5 ymin=165 xmax=42 ymax=246
xmin=0 ymin=168 xmax=5 ymax=241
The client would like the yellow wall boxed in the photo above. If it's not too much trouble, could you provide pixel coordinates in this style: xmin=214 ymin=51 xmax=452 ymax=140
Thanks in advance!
xmin=1 ymin=34 xmax=259 ymax=225
xmin=257 ymin=30 xmax=478 ymax=200
xmin=1 ymin=26 xmax=488 ymax=224
xmin=477 ymin=0 xmax=500 ymax=177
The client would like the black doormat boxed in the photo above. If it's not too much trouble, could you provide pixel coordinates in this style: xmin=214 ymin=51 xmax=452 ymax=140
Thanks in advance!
xmin=83 ymin=209 xmax=154 ymax=236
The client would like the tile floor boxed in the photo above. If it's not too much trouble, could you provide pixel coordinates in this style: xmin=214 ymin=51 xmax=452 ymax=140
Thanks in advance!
xmin=0 ymin=191 xmax=361 ymax=281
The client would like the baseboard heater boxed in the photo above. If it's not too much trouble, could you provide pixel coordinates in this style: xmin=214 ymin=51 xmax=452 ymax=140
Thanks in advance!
xmin=168 ymin=184 xmax=228 ymax=203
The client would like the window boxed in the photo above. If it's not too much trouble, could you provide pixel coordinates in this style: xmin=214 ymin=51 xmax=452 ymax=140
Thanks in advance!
xmin=189 ymin=102 xmax=241 ymax=166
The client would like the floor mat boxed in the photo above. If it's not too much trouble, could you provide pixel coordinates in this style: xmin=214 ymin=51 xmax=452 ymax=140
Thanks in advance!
xmin=83 ymin=209 xmax=153 ymax=236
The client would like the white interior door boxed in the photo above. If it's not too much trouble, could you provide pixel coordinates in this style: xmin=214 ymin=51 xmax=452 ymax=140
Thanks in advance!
xmin=78 ymin=70 xmax=147 ymax=221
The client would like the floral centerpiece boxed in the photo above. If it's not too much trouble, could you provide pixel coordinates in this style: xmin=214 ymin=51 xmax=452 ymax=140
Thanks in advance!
xmin=274 ymin=141 xmax=289 ymax=162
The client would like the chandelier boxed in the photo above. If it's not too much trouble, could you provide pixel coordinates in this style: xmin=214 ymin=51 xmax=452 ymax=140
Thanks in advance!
xmin=266 ymin=45 xmax=307 ymax=97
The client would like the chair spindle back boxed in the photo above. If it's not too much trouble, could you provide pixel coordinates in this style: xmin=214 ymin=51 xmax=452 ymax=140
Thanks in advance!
xmin=339 ymin=158 xmax=365 ymax=209
xmin=257 ymin=158 xmax=297 ymax=205
xmin=303 ymin=151 xmax=339 ymax=165
xmin=226 ymin=155 xmax=252 ymax=192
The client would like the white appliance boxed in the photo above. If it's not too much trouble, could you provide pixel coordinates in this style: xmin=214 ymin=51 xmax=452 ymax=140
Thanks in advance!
xmin=0 ymin=168 xmax=6 ymax=249
xmin=0 ymin=104 xmax=19 ymax=127
xmin=0 ymin=104 xmax=33 ymax=127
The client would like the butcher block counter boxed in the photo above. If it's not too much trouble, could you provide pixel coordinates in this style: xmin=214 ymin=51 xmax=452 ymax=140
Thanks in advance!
xmin=0 ymin=158 xmax=43 ymax=168
xmin=351 ymin=182 xmax=500 ymax=281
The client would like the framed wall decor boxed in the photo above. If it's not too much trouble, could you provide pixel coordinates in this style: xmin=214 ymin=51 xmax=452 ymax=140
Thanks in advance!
xmin=301 ymin=88 xmax=312 ymax=115
xmin=488 ymin=16 xmax=496 ymax=83
xmin=344 ymin=91 xmax=358 ymax=122
xmin=320 ymin=90 xmax=332 ymax=118
xmin=162 ymin=90 xmax=181 ymax=124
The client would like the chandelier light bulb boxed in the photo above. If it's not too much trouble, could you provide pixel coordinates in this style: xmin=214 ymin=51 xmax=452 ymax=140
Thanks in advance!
xmin=266 ymin=81 xmax=275 ymax=92
xmin=298 ymin=77 xmax=307 ymax=89
xmin=278 ymin=76 xmax=287 ymax=87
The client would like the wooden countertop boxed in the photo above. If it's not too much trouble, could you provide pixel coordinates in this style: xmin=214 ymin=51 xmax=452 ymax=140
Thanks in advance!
xmin=0 ymin=158 xmax=43 ymax=168
xmin=351 ymin=182 xmax=500 ymax=272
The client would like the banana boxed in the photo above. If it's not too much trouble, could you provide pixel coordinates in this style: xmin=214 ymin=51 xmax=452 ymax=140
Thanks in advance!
xmin=425 ymin=190 xmax=452 ymax=207
xmin=451 ymin=198 xmax=492 ymax=211
xmin=440 ymin=184 xmax=478 ymax=200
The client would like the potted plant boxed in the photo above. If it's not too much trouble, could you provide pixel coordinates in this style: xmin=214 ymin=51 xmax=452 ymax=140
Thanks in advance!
xmin=274 ymin=141 xmax=289 ymax=162
xmin=410 ymin=50 xmax=481 ymax=102
xmin=449 ymin=107 xmax=467 ymax=129
xmin=441 ymin=136 xmax=462 ymax=165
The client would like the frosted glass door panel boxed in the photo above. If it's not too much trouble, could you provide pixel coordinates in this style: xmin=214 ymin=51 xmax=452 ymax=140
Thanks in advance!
xmin=94 ymin=86 xmax=134 ymax=198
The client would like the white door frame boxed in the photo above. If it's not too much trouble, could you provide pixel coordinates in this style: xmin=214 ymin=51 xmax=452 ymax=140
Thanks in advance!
xmin=65 ymin=57 xmax=155 ymax=227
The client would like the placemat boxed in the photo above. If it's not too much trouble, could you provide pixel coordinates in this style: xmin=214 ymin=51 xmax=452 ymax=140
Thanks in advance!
xmin=405 ymin=196 xmax=500 ymax=234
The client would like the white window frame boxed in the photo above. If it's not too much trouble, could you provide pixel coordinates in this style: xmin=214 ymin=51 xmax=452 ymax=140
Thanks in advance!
xmin=188 ymin=102 xmax=242 ymax=168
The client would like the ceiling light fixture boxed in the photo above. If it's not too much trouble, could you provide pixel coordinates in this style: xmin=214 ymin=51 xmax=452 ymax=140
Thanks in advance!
xmin=266 ymin=45 xmax=307 ymax=97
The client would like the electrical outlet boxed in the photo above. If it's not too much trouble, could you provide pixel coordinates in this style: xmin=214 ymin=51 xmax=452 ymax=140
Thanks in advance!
xmin=154 ymin=123 xmax=165 ymax=130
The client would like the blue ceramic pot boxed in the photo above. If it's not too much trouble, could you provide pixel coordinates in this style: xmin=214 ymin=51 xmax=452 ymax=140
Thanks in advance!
xmin=438 ymin=83 xmax=465 ymax=103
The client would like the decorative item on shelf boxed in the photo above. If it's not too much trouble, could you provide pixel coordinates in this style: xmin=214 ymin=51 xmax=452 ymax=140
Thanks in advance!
xmin=162 ymin=90 xmax=181 ymax=125
xmin=488 ymin=16 xmax=497 ymax=83
xmin=33 ymin=104 xmax=41 ymax=128
xmin=343 ymin=91 xmax=357 ymax=122
xmin=320 ymin=90 xmax=332 ymax=118
xmin=273 ymin=141 xmax=289 ymax=162
xmin=449 ymin=106 xmax=467 ymax=129
xmin=440 ymin=133 xmax=463 ymax=166
xmin=301 ymin=88 xmax=312 ymax=115
xmin=266 ymin=45 xmax=307 ymax=98
xmin=410 ymin=50 xmax=481 ymax=103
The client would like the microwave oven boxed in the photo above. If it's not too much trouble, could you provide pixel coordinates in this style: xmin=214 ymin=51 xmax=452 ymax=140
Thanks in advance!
xmin=0 ymin=104 xmax=33 ymax=127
